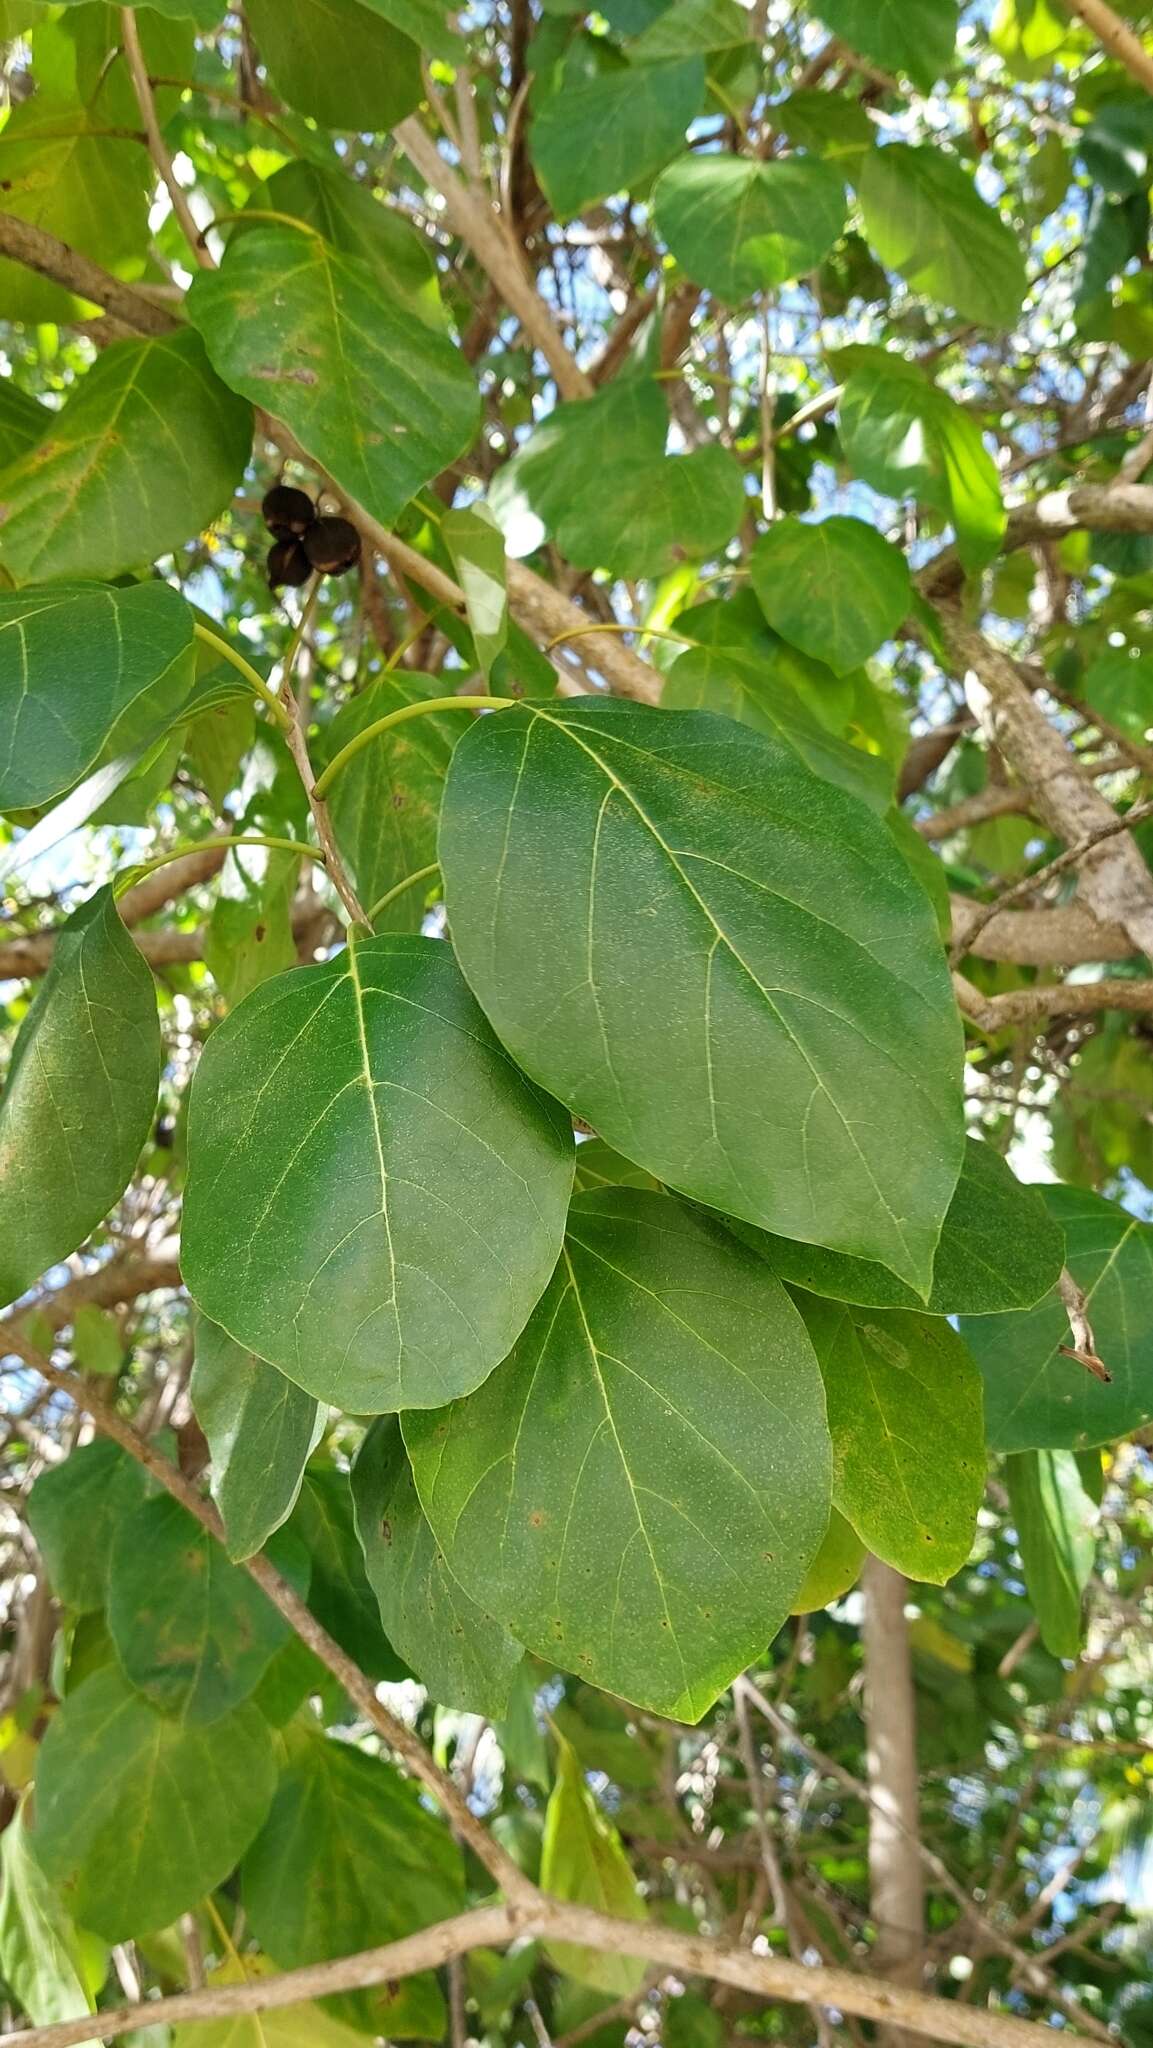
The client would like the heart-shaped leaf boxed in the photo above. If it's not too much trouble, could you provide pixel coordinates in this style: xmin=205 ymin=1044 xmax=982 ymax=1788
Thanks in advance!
xmin=405 ymin=1189 xmax=832 ymax=1721
xmin=243 ymin=0 xmax=420 ymax=129
xmin=749 ymin=514 xmax=912 ymax=675
xmin=182 ymin=935 xmax=574 ymax=1412
xmin=653 ymin=154 xmax=847 ymax=300
xmin=439 ymin=700 xmax=963 ymax=1294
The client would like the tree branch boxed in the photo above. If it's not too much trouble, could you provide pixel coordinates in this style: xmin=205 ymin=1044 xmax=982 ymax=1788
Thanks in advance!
xmin=954 ymin=972 xmax=1153 ymax=1030
xmin=1062 ymin=0 xmax=1153 ymax=96
xmin=0 ymin=212 xmax=179 ymax=335
xmin=949 ymin=895 xmax=1133 ymax=966
xmin=862 ymin=1558 xmax=924 ymax=2047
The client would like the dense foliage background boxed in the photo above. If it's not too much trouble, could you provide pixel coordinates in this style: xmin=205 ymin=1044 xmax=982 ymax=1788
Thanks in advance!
xmin=0 ymin=0 xmax=1152 ymax=2044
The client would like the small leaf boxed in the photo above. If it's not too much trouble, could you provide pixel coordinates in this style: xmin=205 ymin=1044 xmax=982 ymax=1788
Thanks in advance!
xmin=0 ymin=1797 xmax=101 ymax=2043
xmin=814 ymin=0 xmax=957 ymax=90
xmin=653 ymin=154 xmax=847 ymax=300
xmin=191 ymin=1318 xmax=319 ymax=1562
xmin=319 ymin=676 xmax=456 ymax=930
xmin=70 ymin=1306 xmax=123 ymax=1377
xmin=173 ymin=1959 xmax=370 ymax=2048
xmin=540 ymin=1735 xmax=647 ymax=1995
xmin=857 ymin=145 xmax=1027 ymax=329
xmin=790 ymin=1507 xmax=865 ymax=1613
xmin=735 ymin=1137 xmax=1065 ymax=1316
xmin=261 ymin=163 xmax=443 ymax=327
xmin=440 ymin=699 xmax=963 ymax=1293
xmin=0 ymin=333 xmax=251 ymax=585
xmin=795 ymin=1297 xmax=985 ymax=1583
xmin=837 ymin=350 xmax=1005 ymax=572
xmin=242 ymin=1728 xmax=463 ymax=2038
xmin=961 ymin=1185 xmax=1153 ymax=1450
xmin=26 ymin=1442 xmax=149 ymax=1613
xmin=183 ymin=936 xmax=574 ymax=1413
xmin=442 ymin=505 xmax=508 ymax=680
xmin=204 ymin=847 xmax=299 ymax=1009
xmin=286 ymin=1467 xmax=409 ymax=1680
xmin=107 ymin=1495 xmax=293 ymax=1720
xmin=406 ymin=1190 xmax=832 ymax=1721
xmin=188 ymin=230 xmax=478 ymax=530
xmin=1005 ymin=1450 xmax=1096 ymax=1659
xmin=749 ymin=515 xmax=912 ymax=676
xmin=532 ymin=57 xmax=704 ymax=217
xmin=243 ymin=0 xmax=420 ymax=128
xmin=0 ymin=889 xmax=160 ymax=1309
xmin=31 ymin=1667 xmax=276 ymax=1942
xmin=351 ymin=1417 xmax=522 ymax=1715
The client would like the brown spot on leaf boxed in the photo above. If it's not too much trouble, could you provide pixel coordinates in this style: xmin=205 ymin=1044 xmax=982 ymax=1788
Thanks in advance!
xmin=380 ymin=1517 xmax=392 ymax=1545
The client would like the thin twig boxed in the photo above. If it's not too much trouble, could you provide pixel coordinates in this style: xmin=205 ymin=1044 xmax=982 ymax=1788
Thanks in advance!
xmin=119 ymin=11 xmax=214 ymax=269
xmin=949 ymin=795 xmax=1153 ymax=966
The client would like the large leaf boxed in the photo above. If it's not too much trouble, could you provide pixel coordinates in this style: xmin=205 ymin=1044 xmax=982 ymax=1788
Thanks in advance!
xmin=0 ymin=582 xmax=195 ymax=813
xmin=857 ymin=145 xmax=1027 ymax=329
xmin=188 ymin=230 xmax=477 ymax=528
xmin=31 ymin=1667 xmax=276 ymax=1942
xmin=191 ymin=1319 xmax=319 ymax=1561
xmin=0 ymin=384 xmax=49 ymax=468
xmin=837 ymin=349 xmax=1005 ymax=573
xmin=0 ymin=332 xmax=251 ymax=585
xmin=749 ymin=515 xmax=912 ymax=676
xmin=439 ymin=700 xmax=963 ymax=1294
xmin=490 ymin=377 xmax=744 ymax=579
xmin=173 ymin=1960 xmax=369 ymax=2048
xmin=406 ymin=1190 xmax=832 ymax=1721
xmin=242 ymin=1728 xmax=463 ymax=2038
xmin=0 ymin=889 xmax=160 ymax=1309
xmin=540 ymin=1735 xmax=647 ymax=1995
xmin=1005 ymin=1449 xmax=1096 ymax=1659
xmin=242 ymin=0 xmax=420 ymax=129
xmin=532 ymin=57 xmax=704 ymax=217
xmin=287 ymin=1468 xmax=408 ymax=1680
xmin=796 ymin=1296 xmax=984 ymax=1582
xmin=0 ymin=1800 xmax=101 ymax=2045
xmin=106 ymin=1496 xmax=292 ymax=1721
xmin=813 ymin=0 xmax=957 ymax=90
xmin=260 ymin=163 xmax=442 ymax=327
xmin=26 ymin=1441 xmax=149 ymax=1613
xmin=961 ymin=1185 xmax=1153 ymax=1450
xmin=182 ymin=935 xmax=573 ymax=1412
xmin=319 ymin=676 xmax=457 ymax=929
xmin=653 ymin=154 xmax=847 ymax=300
xmin=351 ymin=1417 xmax=522 ymax=1715
xmin=733 ymin=1138 xmax=1065 ymax=1316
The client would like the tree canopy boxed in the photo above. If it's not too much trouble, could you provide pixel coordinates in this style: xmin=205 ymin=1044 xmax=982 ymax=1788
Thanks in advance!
xmin=0 ymin=2 xmax=1152 ymax=2046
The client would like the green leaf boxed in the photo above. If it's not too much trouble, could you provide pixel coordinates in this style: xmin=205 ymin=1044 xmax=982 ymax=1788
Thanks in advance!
xmin=442 ymin=506 xmax=508 ymax=680
xmin=857 ymin=145 xmax=1027 ymax=329
xmin=106 ymin=1495 xmax=293 ymax=1723
xmin=439 ymin=700 xmax=963 ymax=1293
xmin=661 ymin=605 xmax=893 ymax=813
xmin=354 ymin=0 xmax=461 ymax=61
xmin=491 ymin=378 xmax=744 ymax=579
xmin=188 ymin=230 xmax=478 ymax=530
xmin=1005 ymin=1449 xmax=1096 ymax=1659
xmin=573 ymin=1138 xmax=661 ymax=1191
xmin=172 ymin=1957 xmax=370 ymax=2048
xmin=26 ymin=1442 xmax=149 ymax=1613
xmin=0 ymin=1799 xmax=101 ymax=2044
xmin=0 ymin=384 xmax=49 ymax=469
xmin=0 ymin=889 xmax=160 ymax=1309
xmin=653 ymin=155 xmax=847 ymax=300
xmin=70 ymin=1306 xmax=123 ymax=1376
xmin=287 ymin=1467 xmax=408 ymax=1680
xmin=749 ymin=516 xmax=912 ymax=676
xmin=814 ymin=0 xmax=957 ymax=90
xmin=406 ymin=1189 xmax=832 ymax=1721
xmin=0 ymin=582 xmax=196 ymax=813
xmin=990 ymin=0 xmax=1071 ymax=73
xmin=204 ymin=847 xmax=299 ymax=1009
xmin=319 ymin=675 xmax=456 ymax=929
xmin=185 ymin=695 xmax=256 ymax=812
xmin=630 ymin=0 xmax=749 ymax=55
xmin=961 ymin=1185 xmax=1153 ymax=1451
xmin=837 ymin=352 xmax=1006 ymax=573
xmin=532 ymin=57 xmax=704 ymax=217
xmin=259 ymin=162 xmax=443 ymax=328
xmin=351 ymin=1417 xmax=522 ymax=1715
xmin=733 ymin=1138 xmax=1065 ymax=1316
xmin=242 ymin=0 xmax=420 ymax=129
xmin=242 ymin=1728 xmax=463 ymax=2038
xmin=183 ymin=935 xmax=574 ymax=1412
xmin=789 ymin=1506 xmax=865 ymax=1613
xmin=540 ymin=1734 xmax=647 ymax=1995
xmin=795 ymin=1297 xmax=984 ymax=1582
xmin=31 ymin=1667 xmax=276 ymax=1942
xmin=191 ymin=1319 xmax=319 ymax=1562
xmin=0 ymin=333 xmax=250 ymax=586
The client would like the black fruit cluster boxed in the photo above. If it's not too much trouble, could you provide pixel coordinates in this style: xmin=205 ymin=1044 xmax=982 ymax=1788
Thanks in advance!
xmin=262 ymin=485 xmax=360 ymax=590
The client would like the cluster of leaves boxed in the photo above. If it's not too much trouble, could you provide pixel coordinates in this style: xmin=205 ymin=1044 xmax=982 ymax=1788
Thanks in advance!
xmin=0 ymin=0 xmax=1151 ymax=2041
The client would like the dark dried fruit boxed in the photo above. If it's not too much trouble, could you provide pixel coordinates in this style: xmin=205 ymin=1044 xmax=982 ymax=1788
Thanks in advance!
xmin=302 ymin=515 xmax=360 ymax=576
xmin=262 ymin=483 xmax=316 ymax=537
xmin=267 ymin=536 xmax=312 ymax=590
